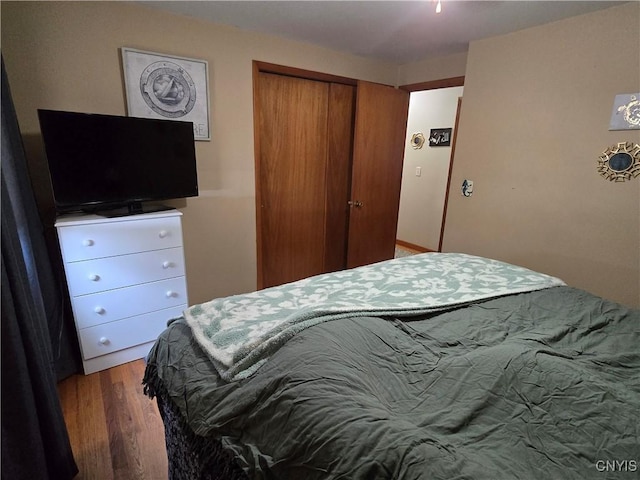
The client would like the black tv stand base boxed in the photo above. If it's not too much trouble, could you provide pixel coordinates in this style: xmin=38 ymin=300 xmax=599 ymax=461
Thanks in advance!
xmin=93 ymin=203 xmax=174 ymax=218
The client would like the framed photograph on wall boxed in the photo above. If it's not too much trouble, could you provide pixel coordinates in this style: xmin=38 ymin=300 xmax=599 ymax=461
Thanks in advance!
xmin=429 ymin=128 xmax=452 ymax=147
xmin=609 ymin=93 xmax=640 ymax=130
xmin=121 ymin=47 xmax=210 ymax=141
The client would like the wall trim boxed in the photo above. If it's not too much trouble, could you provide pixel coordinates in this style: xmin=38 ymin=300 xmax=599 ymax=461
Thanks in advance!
xmin=400 ymin=76 xmax=465 ymax=92
xmin=395 ymin=239 xmax=434 ymax=253
xmin=253 ymin=60 xmax=357 ymax=86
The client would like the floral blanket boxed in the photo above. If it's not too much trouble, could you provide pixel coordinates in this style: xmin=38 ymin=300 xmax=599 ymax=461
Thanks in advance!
xmin=184 ymin=253 xmax=565 ymax=381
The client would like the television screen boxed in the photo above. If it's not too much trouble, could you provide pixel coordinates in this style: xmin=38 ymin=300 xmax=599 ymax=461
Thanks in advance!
xmin=37 ymin=109 xmax=198 ymax=216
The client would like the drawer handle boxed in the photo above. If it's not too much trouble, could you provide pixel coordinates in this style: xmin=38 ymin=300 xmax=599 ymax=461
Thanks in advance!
xmin=82 ymin=239 xmax=95 ymax=247
xmin=94 ymin=306 xmax=105 ymax=315
xmin=162 ymin=261 xmax=173 ymax=269
xmin=165 ymin=290 xmax=177 ymax=298
xmin=88 ymin=274 xmax=100 ymax=282
xmin=98 ymin=336 xmax=110 ymax=345
xmin=158 ymin=230 xmax=169 ymax=239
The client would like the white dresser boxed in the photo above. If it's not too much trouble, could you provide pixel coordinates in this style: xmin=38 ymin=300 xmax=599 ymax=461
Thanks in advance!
xmin=55 ymin=210 xmax=188 ymax=374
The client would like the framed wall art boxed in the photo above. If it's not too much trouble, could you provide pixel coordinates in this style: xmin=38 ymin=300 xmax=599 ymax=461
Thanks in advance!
xmin=429 ymin=128 xmax=452 ymax=147
xmin=121 ymin=47 xmax=210 ymax=140
xmin=410 ymin=132 xmax=425 ymax=149
xmin=609 ymin=93 xmax=640 ymax=131
xmin=597 ymin=142 xmax=640 ymax=182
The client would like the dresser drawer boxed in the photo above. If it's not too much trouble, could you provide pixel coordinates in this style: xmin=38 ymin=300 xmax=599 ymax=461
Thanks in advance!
xmin=57 ymin=215 xmax=183 ymax=262
xmin=72 ymin=277 xmax=188 ymax=329
xmin=65 ymin=247 xmax=186 ymax=296
xmin=79 ymin=306 xmax=184 ymax=360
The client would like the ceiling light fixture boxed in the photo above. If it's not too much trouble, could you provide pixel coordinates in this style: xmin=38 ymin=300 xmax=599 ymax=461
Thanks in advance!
xmin=436 ymin=0 xmax=442 ymax=14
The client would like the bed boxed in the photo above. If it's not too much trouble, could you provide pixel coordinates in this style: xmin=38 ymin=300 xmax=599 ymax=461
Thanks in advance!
xmin=143 ymin=253 xmax=640 ymax=479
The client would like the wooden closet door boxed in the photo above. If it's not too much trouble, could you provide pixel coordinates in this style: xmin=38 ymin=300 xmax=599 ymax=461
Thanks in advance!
xmin=347 ymin=81 xmax=410 ymax=268
xmin=256 ymin=73 xmax=329 ymax=288
xmin=324 ymin=83 xmax=356 ymax=273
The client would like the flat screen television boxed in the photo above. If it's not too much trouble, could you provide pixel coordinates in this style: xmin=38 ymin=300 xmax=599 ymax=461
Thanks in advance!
xmin=37 ymin=109 xmax=199 ymax=217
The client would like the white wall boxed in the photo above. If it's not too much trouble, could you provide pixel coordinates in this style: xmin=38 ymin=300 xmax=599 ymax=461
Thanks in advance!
xmin=397 ymin=87 xmax=463 ymax=250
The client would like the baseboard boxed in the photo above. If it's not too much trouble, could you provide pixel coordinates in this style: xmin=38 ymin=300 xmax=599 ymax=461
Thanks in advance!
xmin=395 ymin=240 xmax=435 ymax=253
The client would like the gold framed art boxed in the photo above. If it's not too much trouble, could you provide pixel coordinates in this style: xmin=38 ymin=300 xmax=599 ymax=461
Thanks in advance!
xmin=410 ymin=132 xmax=425 ymax=149
xmin=597 ymin=142 xmax=640 ymax=182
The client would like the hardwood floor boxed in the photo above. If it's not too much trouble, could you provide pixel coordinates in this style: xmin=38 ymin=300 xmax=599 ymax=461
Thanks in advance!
xmin=57 ymin=359 xmax=168 ymax=480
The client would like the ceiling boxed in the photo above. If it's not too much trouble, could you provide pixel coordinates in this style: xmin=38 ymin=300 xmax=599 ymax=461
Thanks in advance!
xmin=140 ymin=1 xmax=625 ymax=64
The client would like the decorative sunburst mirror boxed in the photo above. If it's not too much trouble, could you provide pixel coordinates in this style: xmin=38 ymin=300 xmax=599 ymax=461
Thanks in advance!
xmin=410 ymin=132 xmax=425 ymax=149
xmin=597 ymin=142 xmax=640 ymax=182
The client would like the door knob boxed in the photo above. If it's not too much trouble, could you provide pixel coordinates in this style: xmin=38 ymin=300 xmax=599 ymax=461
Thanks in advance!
xmin=348 ymin=200 xmax=363 ymax=208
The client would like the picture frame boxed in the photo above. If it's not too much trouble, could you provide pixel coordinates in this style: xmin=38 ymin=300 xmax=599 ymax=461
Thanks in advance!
xmin=609 ymin=93 xmax=640 ymax=131
xmin=597 ymin=142 xmax=640 ymax=182
xmin=429 ymin=128 xmax=452 ymax=147
xmin=121 ymin=47 xmax=210 ymax=141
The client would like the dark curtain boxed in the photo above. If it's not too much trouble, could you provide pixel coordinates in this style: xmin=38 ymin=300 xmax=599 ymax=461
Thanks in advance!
xmin=1 ymin=57 xmax=78 ymax=479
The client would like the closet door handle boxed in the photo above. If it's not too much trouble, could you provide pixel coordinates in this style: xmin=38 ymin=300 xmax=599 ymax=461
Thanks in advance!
xmin=348 ymin=200 xmax=363 ymax=208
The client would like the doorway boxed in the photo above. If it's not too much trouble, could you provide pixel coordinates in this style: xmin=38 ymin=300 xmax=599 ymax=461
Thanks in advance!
xmin=396 ymin=77 xmax=464 ymax=253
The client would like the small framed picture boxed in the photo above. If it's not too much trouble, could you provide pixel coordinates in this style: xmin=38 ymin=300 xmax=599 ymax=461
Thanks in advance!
xmin=121 ymin=47 xmax=210 ymax=141
xmin=429 ymin=128 xmax=452 ymax=147
xmin=609 ymin=93 xmax=640 ymax=131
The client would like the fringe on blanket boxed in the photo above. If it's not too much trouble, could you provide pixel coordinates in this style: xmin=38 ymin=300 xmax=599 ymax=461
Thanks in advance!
xmin=142 ymin=362 xmax=250 ymax=480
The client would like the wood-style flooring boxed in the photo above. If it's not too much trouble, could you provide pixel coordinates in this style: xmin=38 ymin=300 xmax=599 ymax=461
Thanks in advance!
xmin=57 ymin=359 xmax=168 ymax=480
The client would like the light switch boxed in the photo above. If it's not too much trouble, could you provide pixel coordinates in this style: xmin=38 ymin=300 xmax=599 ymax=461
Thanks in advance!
xmin=415 ymin=166 xmax=422 ymax=177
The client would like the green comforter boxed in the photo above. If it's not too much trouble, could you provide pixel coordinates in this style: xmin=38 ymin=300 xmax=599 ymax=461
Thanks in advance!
xmin=145 ymin=286 xmax=640 ymax=479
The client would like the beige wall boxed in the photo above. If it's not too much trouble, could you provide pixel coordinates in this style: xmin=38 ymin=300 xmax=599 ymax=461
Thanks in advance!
xmin=1 ymin=1 xmax=398 ymax=305
xmin=397 ymin=52 xmax=468 ymax=86
xmin=2 ymin=2 xmax=638 ymax=308
xmin=444 ymin=2 xmax=640 ymax=307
